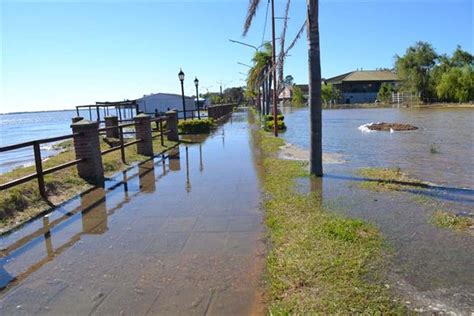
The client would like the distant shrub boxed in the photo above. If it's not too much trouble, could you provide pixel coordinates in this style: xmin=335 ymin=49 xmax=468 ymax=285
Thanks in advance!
xmin=264 ymin=115 xmax=284 ymax=121
xmin=178 ymin=118 xmax=215 ymax=134
xmin=265 ymin=120 xmax=286 ymax=131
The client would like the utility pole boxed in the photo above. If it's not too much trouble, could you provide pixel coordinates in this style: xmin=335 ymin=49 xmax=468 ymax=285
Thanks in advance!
xmin=271 ymin=0 xmax=278 ymax=137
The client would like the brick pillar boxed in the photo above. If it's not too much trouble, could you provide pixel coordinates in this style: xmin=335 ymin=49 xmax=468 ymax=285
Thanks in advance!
xmin=72 ymin=116 xmax=83 ymax=123
xmin=104 ymin=116 xmax=119 ymax=138
xmin=134 ymin=113 xmax=153 ymax=156
xmin=71 ymin=120 xmax=104 ymax=184
xmin=166 ymin=110 xmax=179 ymax=141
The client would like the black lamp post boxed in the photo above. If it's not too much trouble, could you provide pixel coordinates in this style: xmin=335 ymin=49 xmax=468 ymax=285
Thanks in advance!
xmin=178 ymin=69 xmax=186 ymax=120
xmin=194 ymin=77 xmax=201 ymax=119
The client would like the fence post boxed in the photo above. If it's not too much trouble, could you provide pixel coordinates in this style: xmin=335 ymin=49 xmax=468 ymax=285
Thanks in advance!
xmin=165 ymin=110 xmax=179 ymax=141
xmin=33 ymin=142 xmax=46 ymax=198
xmin=72 ymin=116 xmax=83 ymax=123
xmin=134 ymin=113 xmax=153 ymax=156
xmin=104 ymin=116 xmax=119 ymax=138
xmin=71 ymin=120 xmax=104 ymax=184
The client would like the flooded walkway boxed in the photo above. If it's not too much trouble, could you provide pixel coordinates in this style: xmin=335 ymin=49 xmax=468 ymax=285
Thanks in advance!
xmin=0 ymin=110 xmax=265 ymax=315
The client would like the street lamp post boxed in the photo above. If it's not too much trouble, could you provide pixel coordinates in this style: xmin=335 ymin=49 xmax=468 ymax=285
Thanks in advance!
xmin=178 ymin=69 xmax=187 ymax=120
xmin=194 ymin=77 xmax=201 ymax=119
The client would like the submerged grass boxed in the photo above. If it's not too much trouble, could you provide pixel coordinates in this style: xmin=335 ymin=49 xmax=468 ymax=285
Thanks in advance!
xmin=254 ymin=130 xmax=402 ymax=313
xmin=0 ymin=134 xmax=177 ymax=230
xmin=431 ymin=211 xmax=474 ymax=232
xmin=357 ymin=167 xmax=425 ymax=192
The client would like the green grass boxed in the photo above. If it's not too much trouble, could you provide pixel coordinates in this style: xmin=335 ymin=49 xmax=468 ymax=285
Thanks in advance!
xmin=253 ymin=130 xmax=403 ymax=313
xmin=0 ymin=134 xmax=177 ymax=230
xmin=431 ymin=211 xmax=474 ymax=232
xmin=357 ymin=167 xmax=425 ymax=192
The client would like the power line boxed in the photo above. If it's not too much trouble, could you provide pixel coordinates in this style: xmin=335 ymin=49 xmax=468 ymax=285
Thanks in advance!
xmin=261 ymin=0 xmax=270 ymax=47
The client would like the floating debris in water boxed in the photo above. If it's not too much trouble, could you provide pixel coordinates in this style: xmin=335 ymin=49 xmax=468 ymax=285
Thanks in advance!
xmin=358 ymin=122 xmax=418 ymax=133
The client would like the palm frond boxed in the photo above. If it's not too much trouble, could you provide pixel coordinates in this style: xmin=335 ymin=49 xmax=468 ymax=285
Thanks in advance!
xmin=284 ymin=20 xmax=306 ymax=56
xmin=243 ymin=0 xmax=262 ymax=36
xmin=277 ymin=0 xmax=291 ymax=88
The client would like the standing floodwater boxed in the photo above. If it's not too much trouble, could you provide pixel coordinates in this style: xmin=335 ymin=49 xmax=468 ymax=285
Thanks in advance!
xmin=282 ymin=107 xmax=474 ymax=189
xmin=0 ymin=110 xmax=265 ymax=315
xmin=281 ymin=106 xmax=474 ymax=313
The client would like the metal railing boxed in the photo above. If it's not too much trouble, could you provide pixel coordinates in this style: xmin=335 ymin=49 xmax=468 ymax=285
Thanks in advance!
xmin=0 ymin=134 xmax=83 ymax=198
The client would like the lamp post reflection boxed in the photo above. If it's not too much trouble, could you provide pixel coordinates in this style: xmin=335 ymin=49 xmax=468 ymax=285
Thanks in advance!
xmin=199 ymin=143 xmax=204 ymax=172
xmin=185 ymin=146 xmax=191 ymax=193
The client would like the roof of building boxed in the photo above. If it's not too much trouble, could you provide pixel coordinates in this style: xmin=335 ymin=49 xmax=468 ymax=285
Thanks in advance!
xmin=326 ymin=70 xmax=399 ymax=84
xmin=136 ymin=92 xmax=194 ymax=101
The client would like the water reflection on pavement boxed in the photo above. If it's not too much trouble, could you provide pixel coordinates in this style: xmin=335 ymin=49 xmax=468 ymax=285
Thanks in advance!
xmin=0 ymin=110 xmax=265 ymax=315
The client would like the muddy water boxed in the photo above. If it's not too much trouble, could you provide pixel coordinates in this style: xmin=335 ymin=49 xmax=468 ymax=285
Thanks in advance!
xmin=282 ymin=107 xmax=474 ymax=314
xmin=0 ymin=110 xmax=265 ymax=315
xmin=282 ymin=107 xmax=474 ymax=189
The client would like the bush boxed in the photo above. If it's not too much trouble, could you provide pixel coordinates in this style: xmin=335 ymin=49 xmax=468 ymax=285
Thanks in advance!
xmin=264 ymin=114 xmax=284 ymax=122
xmin=265 ymin=120 xmax=286 ymax=131
xmin=178 ymin=118 xmax=215 ymax=134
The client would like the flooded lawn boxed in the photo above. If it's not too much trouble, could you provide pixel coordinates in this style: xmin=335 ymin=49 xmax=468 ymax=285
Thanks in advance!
xmin=283 ymin=106 xmax=474 ymax=313
xmin=0 ymin=111 xmax=265 ymax=315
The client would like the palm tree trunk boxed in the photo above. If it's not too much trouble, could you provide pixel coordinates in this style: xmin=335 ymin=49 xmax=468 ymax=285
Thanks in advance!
xmin=307 ymin=0 xmax=323 ymax=176
xmin=262 ymin=74 xmax=267 ymax=115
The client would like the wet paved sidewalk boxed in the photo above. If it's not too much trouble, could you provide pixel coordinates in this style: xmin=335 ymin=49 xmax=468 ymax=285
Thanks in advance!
xmin=0 ymin=110 xmax=265 ymax=315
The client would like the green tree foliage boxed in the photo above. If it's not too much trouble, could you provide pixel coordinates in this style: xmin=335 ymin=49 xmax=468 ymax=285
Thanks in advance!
xmin=377 ymin=83 xmax=394 ymax=103
xmin=223 ymin=87 xmax=244 ymax=103
xmin=246 ymin=43 xmax=272 ymax=96
xmin=321 ymin=83 xmax=340 ymax=105
xmin=436 ymin=66 xmax=474 ymax=102
xmin=292 ymin=85 xmax=305 ymax=106
xmin=396 ymin=42 xmax=473 ymax=103
xmin=395 ymin=41 xmax=438 ymax=100
xmin=283 ymin=75 xmax=294 ymax=86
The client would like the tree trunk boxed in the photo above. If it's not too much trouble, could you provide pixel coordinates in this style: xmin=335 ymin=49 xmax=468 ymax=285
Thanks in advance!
xmin=267 ymin=71 xmax=272 ymax=115
xmin=262 ymin=73 xmax=267 ymax=115
xmin=307 ymin=0 xmax=323 ymax=176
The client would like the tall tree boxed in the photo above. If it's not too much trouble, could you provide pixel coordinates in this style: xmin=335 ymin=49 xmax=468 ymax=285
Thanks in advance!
xmin=243 ymin=0 xmax=323 ymax=176
xmin=395 ymin=41 xmax=438 ymax=101
xmin=307 ymin=0 xmax=323 ymax=176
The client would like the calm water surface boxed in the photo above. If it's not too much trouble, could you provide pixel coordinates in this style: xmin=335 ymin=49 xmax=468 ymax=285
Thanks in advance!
xmin=0 ymin=111 xmax=76 ymax=173
xmin=0 ymin=108 xmax=128 ymax=174
xmin=282 ymin=107 xmax=474 ymax=189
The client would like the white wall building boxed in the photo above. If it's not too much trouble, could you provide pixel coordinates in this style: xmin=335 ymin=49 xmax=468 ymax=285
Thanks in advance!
xmin=136 ymin=93 xmax=196 ymax=118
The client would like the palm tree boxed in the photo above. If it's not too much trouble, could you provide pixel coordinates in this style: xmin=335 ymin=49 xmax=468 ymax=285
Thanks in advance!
xmin=246 ymin=43 xmax=272 ymax=114
xmin=307 ymin=0 xmax=322 ymax=176
xmin=242 ymin=0 xmax=323 ymax=176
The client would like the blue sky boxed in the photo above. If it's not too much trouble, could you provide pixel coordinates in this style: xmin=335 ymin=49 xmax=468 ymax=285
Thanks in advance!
xmin=1 ymin=0 xmax=472 ymax=112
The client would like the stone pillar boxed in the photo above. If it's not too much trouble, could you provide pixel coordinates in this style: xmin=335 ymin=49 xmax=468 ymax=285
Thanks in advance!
xmin=72 ymin=116 xmax=83 ymax=123
xmin=71 ymin=120 xmax=104 ymax=184
xmin=134 ymin=113 xmax=153 ymax=156
xmin=104 ymin=116 xmax=119 ymax=138
xmin=165 ymin=110 xmax=179 ymax=141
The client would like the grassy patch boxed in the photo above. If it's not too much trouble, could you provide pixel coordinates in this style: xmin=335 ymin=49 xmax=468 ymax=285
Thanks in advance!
xmin=0 ymin=135 xmax=177 ymax=230
xmin=431 ymin=211 xmax=474 ymax=232
xmin=357 ymin=167 xmax=425 ymax=192
xmin=253 ymin=130 xmax=402 ymax=313
xmin=178 ymin=118 xmax=215 ymax=134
